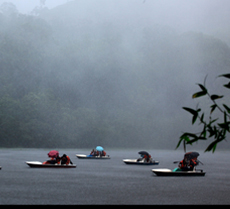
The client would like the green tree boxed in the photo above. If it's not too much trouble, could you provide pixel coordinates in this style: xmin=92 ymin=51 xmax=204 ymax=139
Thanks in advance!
xmin=176 ymin=74 xmax=230 ymax=152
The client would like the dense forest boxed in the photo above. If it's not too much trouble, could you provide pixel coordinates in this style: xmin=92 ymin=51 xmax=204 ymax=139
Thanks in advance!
xmin=0 ymin=1 xmax=230 ymax=149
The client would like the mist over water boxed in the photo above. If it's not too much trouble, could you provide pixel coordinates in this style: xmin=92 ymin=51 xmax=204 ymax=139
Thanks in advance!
xmin=0 ymin=0 xmax=229 ymax=150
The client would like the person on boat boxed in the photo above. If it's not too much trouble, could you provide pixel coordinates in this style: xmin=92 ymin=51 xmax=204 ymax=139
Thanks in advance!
xmin=42 ymin=156 xmax=61 ymax=165
xmin=99 ymin=150 xmax=106 ymax=157
xmin=179 ymin=156 xmax=198 ymax=171
xmin=61 ymin=154 xmax=73 ymax=165
xmin=90 ymin=149 xmax=98 ymax=156
xmin=137 ymin=154 xmax=152 ymax=163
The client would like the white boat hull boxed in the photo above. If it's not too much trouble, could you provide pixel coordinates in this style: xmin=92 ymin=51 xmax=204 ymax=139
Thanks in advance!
xmin=76 ymin=154 xmax=110 ymax=159
xmin=152 ymin=168 xmax=205 ymax=176
xmin=26 ymin=161 xmax=76 ymax=168
xmin=123 ymin=159 xmax=159 ymax=165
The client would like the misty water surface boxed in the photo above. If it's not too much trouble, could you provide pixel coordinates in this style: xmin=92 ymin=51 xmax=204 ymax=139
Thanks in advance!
xmin=0 ymin=149 xmax=229 ymax=204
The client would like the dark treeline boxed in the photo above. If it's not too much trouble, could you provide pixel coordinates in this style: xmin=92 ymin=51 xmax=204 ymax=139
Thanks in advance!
xmin=0 ymin=1 xmax=230 ymax=149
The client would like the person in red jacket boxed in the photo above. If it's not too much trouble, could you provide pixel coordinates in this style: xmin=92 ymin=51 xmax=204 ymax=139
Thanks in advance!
xmin=100 ymin=150 xmax=106 ymax=156
xmin=179 ymin=157 xmax=198 ymax=171
xmin=61 ymin=154 xmax=73 ymax=165
xmin=137 ymin=154 xmax=152 ymax=163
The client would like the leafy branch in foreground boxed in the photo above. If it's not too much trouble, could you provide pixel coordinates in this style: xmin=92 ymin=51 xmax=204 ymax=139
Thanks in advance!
xmin=176 ymin=73 xmax=230 ymax=153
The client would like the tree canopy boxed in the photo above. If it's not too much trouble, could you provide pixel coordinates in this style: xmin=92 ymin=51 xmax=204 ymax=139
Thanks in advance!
xmin=0 ymin=2 xmax=230 ymax=149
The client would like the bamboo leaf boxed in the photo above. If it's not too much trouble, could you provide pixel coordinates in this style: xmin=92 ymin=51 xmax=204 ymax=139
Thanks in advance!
xmin=183 ymin=107 xmax=197 ymax=115
xmin=186 ymin=136 xmax=207 ymax=145
xmin=200 ymin=113 xmax=204 ymax=122
xmin=223 ymin=104 xmax=230 ymax=113
xmin=192 ymin=113 xmax=198 ymax=124
xmin=212 ymin=143 xmax=217 ymax=153
xmin=192 ymin=91 xmax=207 ymax=99
xmin=211 ymin=94 xmax=224 ymax=100
xmin=223 ymin=82 xmax=230 ymax=89
xmin=205 ymin=131 xmax=226 ymax=152
xmin=176 ymin=134 xmax=190 ymax=149
xmin=218 ymin=121 xmax=230 ymax=132
xmin=218 ymin=73 xmax=230 ymax=79
xmin=182 ymin=132 xmax=198 ymax=138
xmin=210 ymin=104 xmax=217 ymax=114
xmin=205 ymin=140 xmax=219 ymax=153
xmin=209 ymin=118 xmax=218 ymax=125
xmin=197 ymin=84 xmax=207 ymax=92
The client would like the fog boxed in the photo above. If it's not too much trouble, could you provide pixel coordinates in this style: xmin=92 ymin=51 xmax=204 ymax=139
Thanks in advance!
xmin=0 ymin=0 xmax=229 ymax=150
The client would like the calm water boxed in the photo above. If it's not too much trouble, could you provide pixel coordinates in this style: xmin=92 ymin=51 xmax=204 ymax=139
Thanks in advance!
xmin=0 ymin=148 xmax=229 ymax=205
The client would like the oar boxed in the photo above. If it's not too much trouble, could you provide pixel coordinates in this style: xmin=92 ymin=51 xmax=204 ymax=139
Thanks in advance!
xmin=198 ymin=160 xmax=204 ymax=165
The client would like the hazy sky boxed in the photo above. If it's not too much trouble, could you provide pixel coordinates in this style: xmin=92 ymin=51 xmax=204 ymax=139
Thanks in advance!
xmin=0 ymin=0 xmax=68 ymax=14
xmin=0 ymin=0 xmax=229 ymax=150
xmin=1 ymin=0 xmax=228 ymax=39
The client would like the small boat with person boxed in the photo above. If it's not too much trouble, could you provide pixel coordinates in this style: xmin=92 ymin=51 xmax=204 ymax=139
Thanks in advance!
xmin=26 ymin=150 xmax=76 ymax=168
xmin=151 ymin=168 xmax=205 ymax=176
xmin=26 ymin=161 xmax=76 ymax=168
xmin=76 ymin=154 xmax=110 ymax=159
xmin=152 ymin=151 xmax=205 ymax=176
xmin=76 ymin=146 xmax=110 ymax=159
xmin=123 ymin=151 xmax=159 ymax=165
xmin=123 ymin=159 xmax=159 ymax=165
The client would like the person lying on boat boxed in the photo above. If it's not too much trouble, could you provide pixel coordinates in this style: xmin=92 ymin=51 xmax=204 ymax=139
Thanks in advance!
xmin=42 ymin=156 xmax=61 ymax=165
xmin=61 ymin=154 xmax=73 ymax=165
xmin=137 ymin=154 xmax=152 ymax=163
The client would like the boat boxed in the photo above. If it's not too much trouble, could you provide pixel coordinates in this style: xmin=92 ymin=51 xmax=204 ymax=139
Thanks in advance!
xmin=151 ymin=168 xmax=205 ymax=176
xmin=76 ymin=154 xmax=110 ymax=159
xmin=25 ymin=161 xmax=77 ymax=168
xmin=123 ymin=159 xmax=159 ymax=165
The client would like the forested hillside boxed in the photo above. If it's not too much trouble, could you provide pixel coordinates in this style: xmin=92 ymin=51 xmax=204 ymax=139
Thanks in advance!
xmin=0 ymin=1 xmax=229 ymax=148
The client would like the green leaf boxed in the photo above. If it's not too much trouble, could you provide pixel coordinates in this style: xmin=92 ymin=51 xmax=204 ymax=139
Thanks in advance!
xmin=218 ymin=73 xmax=230 ymax=79
xmin=205 ymin=141 xmax=217 ymax=152
xmin=223 ymin=104 xmax=230 ymax=114
xmin=192 ymin=91 xmax=207 ymax=98
xmin=209 ymin=118 xmax=218 ymax=125
xmin=207 ymin=125 xmax=217 ymax=138
xmin=183 ymin=107 xmax=197 ymax=115
xmin=200 ymin=124 xmax=207 ymax=138
xmin=182 ymin=132 xmax=198 ymax=138
xmin=218 ymin=112 xmax=230 ymax=132
xmin=218 ymin=122 xmax=230 ymax=132
xmin=176 ymin=134 xmax=190 ymax=149
xmin=186 ymin=137 xmax=206 ymax=144
xmin=205 ymin=130 xmax=226 ymax=152
xmin=210 ymin=104 xmax=217 ymax=114
xmin=192 ymin=113 xmax=198 ymax=124
xmin=223 ymin=82 xmax=230 ymax=89
xmin=197 ymin=84 xmax=207 ymax=92
xmin=200 ymin=113 xmax=204 ymax=123
xmin=210 ymin=94 xmax=224 ymax=100
xmin=212 ymin=144 xmax=217 ymax=153
xmin=181 ymin=133 xmax=200 ymax=145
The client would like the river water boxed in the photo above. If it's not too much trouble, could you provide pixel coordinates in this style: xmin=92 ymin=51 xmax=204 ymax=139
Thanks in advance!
xmin=0 ymin=148 xmax=229 ymax=205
